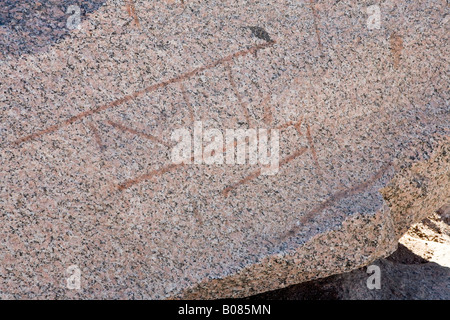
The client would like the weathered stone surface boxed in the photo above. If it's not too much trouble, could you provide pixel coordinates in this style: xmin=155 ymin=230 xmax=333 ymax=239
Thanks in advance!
xmin=250 ymin=207 xmax=450 ymax=300
xmin=0 ymin=0 xmax=448 ymax=299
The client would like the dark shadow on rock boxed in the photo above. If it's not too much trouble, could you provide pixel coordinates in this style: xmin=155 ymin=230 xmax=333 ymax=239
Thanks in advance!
xmin=437 ymin=203 xmax=450 ymax=225
xmin=246 ymin=275 xmax=342 ymax=300
xmin=247 ymin=244 xmax=450 ymax=300
xmin=0 ymin=0 xmax=107 ymax=58
xmin=386 ymin=243 xmax=428 ymax=265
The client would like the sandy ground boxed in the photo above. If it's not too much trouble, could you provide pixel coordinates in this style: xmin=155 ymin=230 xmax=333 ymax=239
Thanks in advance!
xmin=248 ymin=204 xmax=450 ymax=300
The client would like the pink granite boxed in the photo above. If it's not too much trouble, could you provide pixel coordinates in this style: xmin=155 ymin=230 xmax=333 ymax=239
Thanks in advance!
xmin=0 ymin=0 xmax=449 ymax=299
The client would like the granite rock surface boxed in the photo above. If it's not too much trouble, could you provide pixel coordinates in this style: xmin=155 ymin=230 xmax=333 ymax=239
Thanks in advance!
xmin=0 ymin=0 xmax=449 ymax=299
xmin=249 ymin=205 xmax=450 ymax=300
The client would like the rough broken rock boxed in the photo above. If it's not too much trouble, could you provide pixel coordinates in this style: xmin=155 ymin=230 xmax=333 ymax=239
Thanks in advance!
xmin=249 ymin=207 xmax=450 ymax=300
xmin=0 ymin=1 xmax=449 ymax=299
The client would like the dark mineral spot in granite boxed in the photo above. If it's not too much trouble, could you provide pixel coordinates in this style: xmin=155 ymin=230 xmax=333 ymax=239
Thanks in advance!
xmin=0 ymin=0 xmax=107 ymax=57
xmin=248 ymin=26 xmax=272 ymax=42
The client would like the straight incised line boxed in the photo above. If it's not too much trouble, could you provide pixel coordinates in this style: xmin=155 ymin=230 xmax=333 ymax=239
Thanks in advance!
xmin=107 ymin=120 xmax=171 ymax=148
xmin=222 ymin=147 xmax=308 ymax=197
xmin=261 ymin=95 xmax=274 ymax=126
xmin=226 ymin=63 xmax=252 ymax=126
xmin=125 ymin=0 xmax=140 ymax=27
xmin=275 ymin=117 xmax=303 ymax=132
xmin=87 ymin=122 xmax=105 ymax=151
xmin=390 ymin=33 xmax=403 ymax=69
xmin=282 ymin=161 xmax=393 ymax=240
xmin=180 ymin=83 xmax=195 ymax=125
xmin=14 ymin=41 xmax=275 ymax=146
xmin=293 ymin=116 xmax=303 ymax=136
xmin=118 ymin=162 xmax=187 ymax=191
xmin=305 ymin=122 xmax=321 ymax=174
xmin=309 ymin=0 xmax=323 ymax=50
xmin=276 ymin=121 xmax=297 ymax=131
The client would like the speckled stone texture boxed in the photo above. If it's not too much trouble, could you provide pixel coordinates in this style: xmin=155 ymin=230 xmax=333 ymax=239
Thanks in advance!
xmin=0 ymin=0 xmax=449 ymax=299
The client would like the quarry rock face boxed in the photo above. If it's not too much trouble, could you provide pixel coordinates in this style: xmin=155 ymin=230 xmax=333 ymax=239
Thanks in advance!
xmin=0 ymin=0 xmax=449 ymax=299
